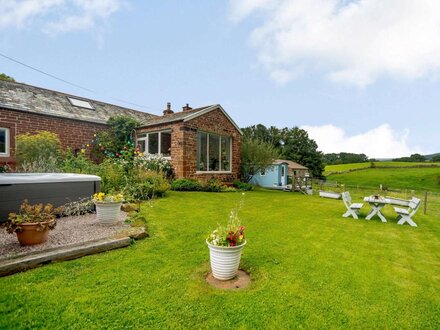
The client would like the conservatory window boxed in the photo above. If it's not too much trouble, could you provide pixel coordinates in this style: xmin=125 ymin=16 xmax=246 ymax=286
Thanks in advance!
xmin=0 ymin=128 xmax=9 ymax=157
xmin=137 ymin=130 xmax=171 ymax=157
xmin=197 ymin=132 xmax=231 ymax=172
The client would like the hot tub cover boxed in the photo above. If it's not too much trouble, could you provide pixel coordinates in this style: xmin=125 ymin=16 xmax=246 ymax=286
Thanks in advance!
xmin=0 ymin=173 xmax=101 ymax=185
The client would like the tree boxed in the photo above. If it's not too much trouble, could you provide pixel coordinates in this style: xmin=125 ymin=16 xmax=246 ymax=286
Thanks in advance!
xmin=431 ymin=155 xmax=440 ymax=162
xmin=0 ymin=73 xmax=15 ymax=82
xmin=279 ymin=127 xmax=324 ymax=177
xmin=324 ymin=152 xmax=369 ymax=165
xmin=240 ymin=139 xmax=279 ymax=182
xmin=242 ymin=124 xmax=325 ymax=178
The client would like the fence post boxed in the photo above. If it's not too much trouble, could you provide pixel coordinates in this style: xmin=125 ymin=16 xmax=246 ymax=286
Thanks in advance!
xmin=424 ymin=191 xmax=428 ymax=215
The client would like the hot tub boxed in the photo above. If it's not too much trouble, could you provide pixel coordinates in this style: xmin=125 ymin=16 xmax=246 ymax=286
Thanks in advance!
xmin=0 ymin=173 xmax=101 ymax=222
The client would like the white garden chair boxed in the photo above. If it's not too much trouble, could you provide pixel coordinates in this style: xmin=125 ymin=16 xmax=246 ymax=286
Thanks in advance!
xmin=341 ymin=192 xmax=364 ymax=219
xmin=394 ymin=197 xmax=421 ymax=227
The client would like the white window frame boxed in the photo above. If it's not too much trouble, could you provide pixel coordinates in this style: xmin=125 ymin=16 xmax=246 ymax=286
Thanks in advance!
xmin=260 ymin=168 xmax=266 ymax=176
xmin=137 ymin=130 xmax=171 ymax=159
xmin=196 ymin=131 xmax=232 ymax=174
xmin=0 ymin=127 xmax=10 ymax=157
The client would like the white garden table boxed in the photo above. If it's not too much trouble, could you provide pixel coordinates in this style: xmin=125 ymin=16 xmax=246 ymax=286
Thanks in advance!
xmin=363 ymin=196 xmax=392 ymax=222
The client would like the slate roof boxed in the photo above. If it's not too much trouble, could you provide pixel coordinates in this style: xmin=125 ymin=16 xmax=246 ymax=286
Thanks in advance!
xmin=139 ymin=105 xmax=214 ymax=127
xmin=138 ymin=104 xmax=243 ymax=135
xmin=0 ymin=80 xmax=157 ymax=124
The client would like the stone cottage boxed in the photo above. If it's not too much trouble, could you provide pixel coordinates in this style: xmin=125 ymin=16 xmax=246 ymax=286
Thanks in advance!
xmin=0 ymin=80 xmax=242 ymax=182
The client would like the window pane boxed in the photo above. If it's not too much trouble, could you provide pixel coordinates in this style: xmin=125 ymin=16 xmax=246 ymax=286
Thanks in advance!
xmin=160 ymin=132 xmax=171 ymax=156
xmin=137 ymin=140 xmax=146 ymax=153
xmin=221 ymin=136 xmax=230 ymax=171
xmin=148 ymin=133 xmax=159 ymax=154
xmin=0 ymin=129 xmax=5 ymax=153
xmin=209 ymin=134 xmax=220 ymax=171
xmin=197 ymin=132 xmax=207 ymax=171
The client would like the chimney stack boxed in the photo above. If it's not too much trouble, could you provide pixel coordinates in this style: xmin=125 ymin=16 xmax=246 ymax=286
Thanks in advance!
xmin=182 ymin=103 xmax=192 ymax=112
xmin=163 ymin=102 xmax=174 ymax=116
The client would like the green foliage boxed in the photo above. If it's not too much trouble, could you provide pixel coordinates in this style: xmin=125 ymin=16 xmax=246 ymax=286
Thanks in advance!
xmin=392 ymin=153 xmax=427 ymax=162
xmin=57 ymin=198 xmax=95 ymax=217
xmin=123 ymin=170 xmax=170 ymax=201
xmin=16 ymin=131 xmax=62 ymax=172
xmin=232 ymin=180 xmax=253 ymax=191
xmin=171 ymin=178 xmax=203 ymax=191
xmin=240 ymin=138 xmax=279 ymax=182
xmin=242 ymin=124 xmax=324 ymax=178
xmin=0 ymin=164 xmax=11 ymax=173
xmin=89 ymin=116 xmax=140 ymax=160
xmin=0 ymin=73 xmax=15 ymax=82
xmin=6 ymin=200 xmax=57 ymax=234
xmin=203 ymin=178 xmax=225 ymax=192
xmin=432 ymin=155 xmax=440 ymax=162
xmin=1 ymin=190 xmax=439 ymax=328
xmin=61 ymin=149 xmax=98 ymax=174
xmin=324 ymin=152 xmax=369 ymax=165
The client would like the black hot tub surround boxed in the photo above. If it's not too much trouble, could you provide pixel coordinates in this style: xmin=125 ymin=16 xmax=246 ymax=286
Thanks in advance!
xmin=0 ymin=173 xmax=101 ymax=222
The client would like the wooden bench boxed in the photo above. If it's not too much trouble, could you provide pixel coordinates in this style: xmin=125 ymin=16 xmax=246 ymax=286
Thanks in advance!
xmin=394 ymin=197 xmax=421 ymax=227
xmin=342 ymin=192 xmax=364 ymax=219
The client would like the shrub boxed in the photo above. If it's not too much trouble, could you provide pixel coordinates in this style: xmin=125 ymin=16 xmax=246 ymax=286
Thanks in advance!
xmin=134 ymin=154 xmax=173 ymax=178
xmin=171 ymin=178 xmax=203 ymax=191
xmin=16 ymin=131 xmax=62 ymax=171
xmin=232 ymin=180 xmax=253 ymax=191
xmin=124 ymin=170 xmax=170 ymax=201
xmin=204 ymin=179 xmax=224 ymax=192
xmin=61 ymin=149 xmax=98 ymax=174
xmin=97 ymin=159 xmax=127 ymax=193
xmin=57 ymin=197 xmax=95 ymax=217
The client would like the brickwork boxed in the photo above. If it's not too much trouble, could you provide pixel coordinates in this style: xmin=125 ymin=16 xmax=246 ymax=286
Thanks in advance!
xmin=0 ymin=108 xmax=107 ymax=166
xmin=137 ymin=108 xmax=242 ymax=182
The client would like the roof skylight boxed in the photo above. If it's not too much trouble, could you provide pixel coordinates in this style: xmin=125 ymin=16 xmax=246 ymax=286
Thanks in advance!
xmin=67 ymin=97 xmax=94 ymax=110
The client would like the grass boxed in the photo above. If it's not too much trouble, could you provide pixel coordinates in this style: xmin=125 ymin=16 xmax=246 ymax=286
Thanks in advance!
xmin=327 ymin=167 xmax=440 ymax=192
xmin=325 ymin=161 xmax=440 ymax=175
xmin=1 ymin=190 xmax=439 ymax=328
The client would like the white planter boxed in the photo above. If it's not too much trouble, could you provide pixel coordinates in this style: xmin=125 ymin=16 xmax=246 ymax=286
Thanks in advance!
xmin=206 ymin=240 xmax=246 ymax=280
xmin=94 ymin=202 xmax=122 ymax=225
xmin=319 ymin=191 xmax=341 ymax=199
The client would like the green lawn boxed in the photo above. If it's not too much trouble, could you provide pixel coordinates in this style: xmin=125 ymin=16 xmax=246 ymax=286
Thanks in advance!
xmin=1 ymin=190 xmax=439 ymax=328
xmin=327 ymin=167 xmax=440 ymax=192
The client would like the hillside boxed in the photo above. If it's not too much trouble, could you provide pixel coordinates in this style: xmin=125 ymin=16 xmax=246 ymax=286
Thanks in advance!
xmin=325 ymin=164 xmax=440 ymax=192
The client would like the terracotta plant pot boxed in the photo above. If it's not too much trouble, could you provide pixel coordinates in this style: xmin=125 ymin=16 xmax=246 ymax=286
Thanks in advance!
xmin=15 ymin=221 xmax=54 ymax=246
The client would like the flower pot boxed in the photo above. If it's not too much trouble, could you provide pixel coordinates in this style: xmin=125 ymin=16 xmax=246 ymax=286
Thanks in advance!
xmin=15 ymin=222 xmax=54 ymax=246
xmin=94 ymin=202 xmax=122 ymax=225
xmin=206 ymin=240 xmax=246 ymax=280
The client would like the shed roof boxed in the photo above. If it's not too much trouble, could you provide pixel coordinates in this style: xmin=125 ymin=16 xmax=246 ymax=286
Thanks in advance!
xmin=0 ymin=80 xmax=156 ymax=124
xmin=274 ymin=159 xmax=308 ymax=170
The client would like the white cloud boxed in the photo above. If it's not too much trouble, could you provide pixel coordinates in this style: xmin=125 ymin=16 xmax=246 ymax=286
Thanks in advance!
xmin=301 ymin=123 xmax=421 ymax=158
xmin=230 ymin=0 xmax=440 ymax=86
xmin=0 ymin=0 xmax=124 ymax=35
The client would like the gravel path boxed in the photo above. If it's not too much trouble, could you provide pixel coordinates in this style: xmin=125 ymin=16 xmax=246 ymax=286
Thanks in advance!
xmin=0 ymin=212 xmax=129 ymax=260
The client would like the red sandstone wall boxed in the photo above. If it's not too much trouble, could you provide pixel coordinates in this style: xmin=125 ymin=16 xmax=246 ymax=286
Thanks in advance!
xmin=0 ymin=108 xmax=107 ymax=166
xmin=137 ymin=109 xmax=242 ymax=182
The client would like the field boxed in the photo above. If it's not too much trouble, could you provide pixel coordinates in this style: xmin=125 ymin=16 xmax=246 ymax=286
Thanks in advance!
xmin=324 ymin=161 xmax=439 ymax=175
xmin=1 ymin=190 xmax=439 ymax=328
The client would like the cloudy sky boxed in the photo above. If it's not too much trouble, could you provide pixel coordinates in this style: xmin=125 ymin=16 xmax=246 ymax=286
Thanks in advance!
xmin=1 ymin=0 xmax=439 ymax=158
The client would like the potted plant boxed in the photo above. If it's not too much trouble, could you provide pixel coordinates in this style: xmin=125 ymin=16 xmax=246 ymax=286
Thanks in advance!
xmin=92 ymin=192 xmax=124 ymax=225
xmin=206 ymin=203 xmax=246 ymax=281
xmin=6 ymin=200 xmax=57 ymax=246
